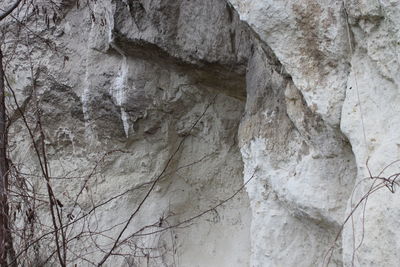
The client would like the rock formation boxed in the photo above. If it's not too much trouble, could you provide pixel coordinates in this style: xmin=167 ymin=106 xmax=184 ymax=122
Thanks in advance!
xmin=2 ymin=0 xmax=400 ymax=266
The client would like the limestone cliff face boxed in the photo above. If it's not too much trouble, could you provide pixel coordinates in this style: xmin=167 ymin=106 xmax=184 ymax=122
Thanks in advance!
xmin=3 ymin=0 xmax=400 ymax=266
xmin=230 ymin=1 xmax=400 ymax=266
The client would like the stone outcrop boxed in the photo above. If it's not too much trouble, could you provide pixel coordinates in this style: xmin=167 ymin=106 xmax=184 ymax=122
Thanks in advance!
xmin=2 ymin=0 xmax=400 ymax=266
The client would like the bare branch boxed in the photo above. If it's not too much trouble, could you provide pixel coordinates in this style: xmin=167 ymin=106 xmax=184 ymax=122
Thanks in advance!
xmin=97 ymin=95 xmax=218 ymax=266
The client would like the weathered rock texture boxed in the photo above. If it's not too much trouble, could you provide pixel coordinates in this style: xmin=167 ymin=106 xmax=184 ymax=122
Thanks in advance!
xmin=2 ymin=0 xmax=400 ymax=266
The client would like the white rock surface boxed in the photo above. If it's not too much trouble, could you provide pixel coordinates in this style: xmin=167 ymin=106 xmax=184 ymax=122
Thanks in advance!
xmin=231 ymin=0 xmax=400 ymax=266
xmin=2 ymin=0 xmax=400 ymax=266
